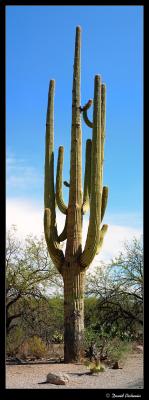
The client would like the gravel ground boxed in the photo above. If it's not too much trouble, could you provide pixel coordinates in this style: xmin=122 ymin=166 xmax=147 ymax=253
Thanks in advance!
xmin=6 ymin=352 xmax=143 ymax=389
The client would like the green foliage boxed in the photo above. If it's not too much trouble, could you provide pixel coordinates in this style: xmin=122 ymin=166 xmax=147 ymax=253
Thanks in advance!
xmin=6 ymin=325 xmax=25 ymax=357
xmin=85 ymin=237 xmax=143 ymax=340
xmin=84 ymin=297 xmax=98 ymax=326
xmin=27 ymin=336 xmax=47 ymax=359
xmin=105 ymin=338 xmax=133 ymax=363
xmin=8 ymin=335 xmax=48 ymax=360
xmin=84 ymin=359 xmax=105 ymax=373
xmin=51 ymin=331 xmax=63 ymax=343
xmin=6 ymin=226 xmax=63 ymax=334
xmin=6 ymin=295 xmax=64 ymax=358
xmin=6 ymin=226 xmax=143 ymax=361
xmin=89 ymin=365 xmax=105 ymax=373
xmin=84 ymin=327 xmax=100 ymax=349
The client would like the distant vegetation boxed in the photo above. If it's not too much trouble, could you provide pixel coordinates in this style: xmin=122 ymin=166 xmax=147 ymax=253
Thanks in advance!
xmin=6 ymin=226 xmax=143 ymax=362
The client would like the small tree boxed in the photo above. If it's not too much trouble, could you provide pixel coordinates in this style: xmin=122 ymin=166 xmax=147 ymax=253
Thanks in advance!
xmin=85 ymin=237 xmax=143 ymax=339
xmin=6 ymin=226 xmax=63 ymax=334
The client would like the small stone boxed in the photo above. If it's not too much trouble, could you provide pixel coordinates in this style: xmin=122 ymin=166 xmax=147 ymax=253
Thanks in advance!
xmin=112 ymin=361 xmax=119 ymax=369
xmin=136 ymin=345 xmax=143 ymax=353
xmin=46 ymin=372 xmax=69 ymax=385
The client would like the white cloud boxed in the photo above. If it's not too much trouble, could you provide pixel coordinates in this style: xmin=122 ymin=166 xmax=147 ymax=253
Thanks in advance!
xmin=6 ymin=155 xmax=43 ymax=191
xmin=82 ymin=218 xmax=142 ymax=272
xmin=6 ymin=198 xmax=44 ymax=239
xmin=6 ymin=198 xmax=142 ymax=268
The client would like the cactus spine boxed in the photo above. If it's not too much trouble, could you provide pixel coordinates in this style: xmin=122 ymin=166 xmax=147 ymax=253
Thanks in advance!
xmin=44 ymin=26 xmax=108 ymax=362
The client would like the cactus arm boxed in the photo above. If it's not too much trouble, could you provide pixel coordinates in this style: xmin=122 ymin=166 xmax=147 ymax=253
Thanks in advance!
xmin=81 ymin=99 xmax=93 ymax=128
xmin=44 ymin=209 xmax=64 ymax=273
xmin=44 ymin=80 xmax=64 ymax=270
xmin=44 ymin=80 xmax=55 ymax=212
xmin=58 ymin=215 xmax=68 ymax=242
xmin=80 ymin=75 xmax=102 ymax=269
xmin=80 ymin=99 xmax=93 ymax=112
xmin=94 ymin=187 xmax=108 ymax=255
xmin=96 ymin=224 xmax=108 ymax=255
xmin=83 ymin=111 xmax=93 ymax=128
xmin=82 ymin=139 xmax=92 ymax=214
xmin=56 ymin=146 xmax=67 ymax=215
xmin=101 ymin=186 xmax=108 ymax=222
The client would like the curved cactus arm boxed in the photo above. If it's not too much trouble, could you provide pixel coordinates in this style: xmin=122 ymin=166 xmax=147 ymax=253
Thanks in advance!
xmin=80 ymin=99 xmax=93 ymax=112
xmin=96 ymin=224 xmax=108 ymax=255
xmin=101 ymin=186 xmax=108 ymax=222
xmin=82 ymin=99 xmax=93 ymax=128
xmin=56 ymin=146 xmax=67 ymax=215
xmin=82 ymin=139 xmax=92 ymax=214
xmin=58 ymin=215 xmax=68 ymax=242
xmin=80 ymin=75 xmax=102 ymax=269
xmin=44 ymin=209 xmax=64 ymax=273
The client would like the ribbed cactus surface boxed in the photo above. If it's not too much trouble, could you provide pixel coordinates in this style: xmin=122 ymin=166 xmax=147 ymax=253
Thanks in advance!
xmin=44 ymin=26 xmax=108 ymax=362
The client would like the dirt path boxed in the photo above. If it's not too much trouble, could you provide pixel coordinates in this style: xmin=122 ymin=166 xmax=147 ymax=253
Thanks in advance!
xmin=6 ymin=352 xmax=143 ymax=389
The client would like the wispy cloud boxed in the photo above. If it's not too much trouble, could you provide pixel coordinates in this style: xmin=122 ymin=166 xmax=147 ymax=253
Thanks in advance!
xmin=6 ymin=198 xmax=143 ymax=268
xmin=6 ymin=154 xmax=43 ymax=192
xmin=106 ymin=212 xmax=143 ymax=230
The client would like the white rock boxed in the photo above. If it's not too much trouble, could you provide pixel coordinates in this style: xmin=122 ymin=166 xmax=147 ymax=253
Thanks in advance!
xmin=46 ymin=372 xmax=69 ymax=385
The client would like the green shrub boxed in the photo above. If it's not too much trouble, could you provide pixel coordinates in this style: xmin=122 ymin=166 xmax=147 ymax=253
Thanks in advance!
xmin=6 ymin=326 xmax=25 ymax=357
xmin=84 ymin=359 xmax=105 ymax=373
xmin=105 ymin=338 xmax=133 ymax=363
xmin=19 ymin=340 xmax=29 ymax=359
xmin=84 ymin=327 xmax=133 ymax=364
xmin=51 ymin=331 xmax=64 ymax=343
xmin=27 ymin=336 xmax=47 ymax=359
xmin=84 ymin=328 xmax=101 ymax=349
xmin=90 ymin=365 xmax=105 ymax=373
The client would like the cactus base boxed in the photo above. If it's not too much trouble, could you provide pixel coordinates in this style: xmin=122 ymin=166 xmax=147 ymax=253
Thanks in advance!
xmin=63 ymin=263 xmax=85 ymax=362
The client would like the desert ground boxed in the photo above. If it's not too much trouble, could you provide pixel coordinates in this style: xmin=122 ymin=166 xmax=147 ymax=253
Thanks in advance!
xmin=6 ymin=350 xmax=143 ymax=389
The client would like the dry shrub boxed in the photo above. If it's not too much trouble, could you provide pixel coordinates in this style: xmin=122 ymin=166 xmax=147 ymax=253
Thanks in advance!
xmin=27 ymin=336 xmax=47 ymax=359
xmin=18 ymin=336 xmax=47 ymax=359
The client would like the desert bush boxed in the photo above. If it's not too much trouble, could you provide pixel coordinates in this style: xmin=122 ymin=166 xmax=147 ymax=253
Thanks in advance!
xmin=84 ymin=326 xmax=133 ymax=365
xmin=51 ymin=331 xmax=64 ymax=343
xmin=27 ymin=336 xmax=47 ymax=359
xmin=105 ymin=337 xmax=133 ymax=363
xmin=18 ymin=340 xmax=29 ymax=359
xmin=84 ymin=328 xmax=100 ymax=351
xmin=6 ymin=325 xmax=25 ymax=357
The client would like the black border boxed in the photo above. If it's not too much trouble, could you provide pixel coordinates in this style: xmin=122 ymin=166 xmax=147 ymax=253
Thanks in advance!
xmin=0 ymin=0 xmax=146 ymax=5
xmin=1 ymin=1 xmax=144 ymax=398
xmin=0 ymin=0 xmax=6 ymax=393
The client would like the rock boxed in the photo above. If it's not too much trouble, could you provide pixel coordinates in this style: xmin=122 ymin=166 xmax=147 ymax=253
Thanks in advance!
xmin=136 ymin=345 xmax=143 ymax=353
xmin=46 ymin=372 xmax=69 ymax=385
xmin=112 ymin=361 xmax=120 ymax=369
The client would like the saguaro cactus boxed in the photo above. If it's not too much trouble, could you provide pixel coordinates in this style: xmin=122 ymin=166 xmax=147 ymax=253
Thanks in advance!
xmin=44 ymin=26 xmax=108 ymax=363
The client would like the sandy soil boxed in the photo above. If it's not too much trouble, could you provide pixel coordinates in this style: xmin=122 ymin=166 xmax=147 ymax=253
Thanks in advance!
xmin=6 ymin=352 xmax=143 ymax=389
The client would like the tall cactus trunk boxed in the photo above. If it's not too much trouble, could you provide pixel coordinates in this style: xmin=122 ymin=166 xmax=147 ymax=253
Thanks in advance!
xmin=63 ymin=26 xmax=84 ymax=362
xmin=65 ymin=26 xmax=82 ymax=261
xmin=63 ymin=264 xmax=85 ymax=362
xmin=44 ymin=26 xmax=108 ymax=363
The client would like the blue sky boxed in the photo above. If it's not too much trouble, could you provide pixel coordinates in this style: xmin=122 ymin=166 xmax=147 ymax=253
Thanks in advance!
xmin=6 ymin=5 xmax=143 ymax=235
